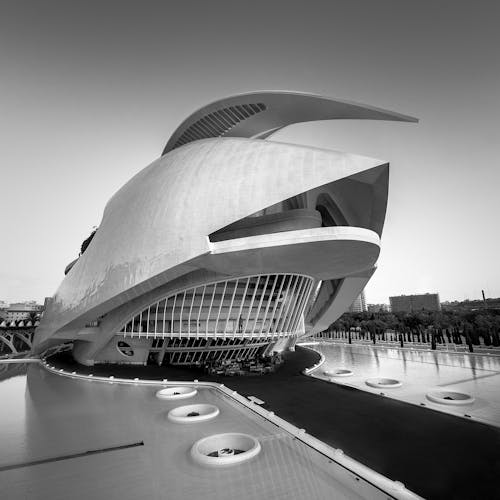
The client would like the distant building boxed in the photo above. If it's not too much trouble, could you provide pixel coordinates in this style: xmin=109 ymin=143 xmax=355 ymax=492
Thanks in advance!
xmin=349 ymin=291 xmax=367 ymax=313
xmin=2 ymin=302 xmax=44 ymax=321
xmin=442 ymin=298 xmax=500 ymax=312
xmin=367 ymin=303 xmax=389 ymax=313
xmin=389 ymin=293 xmax=441 ymax=313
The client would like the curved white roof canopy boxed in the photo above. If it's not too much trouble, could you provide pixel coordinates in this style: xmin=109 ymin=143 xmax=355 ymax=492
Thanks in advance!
xmin=162 ymin=90 xmax=418 ymax=155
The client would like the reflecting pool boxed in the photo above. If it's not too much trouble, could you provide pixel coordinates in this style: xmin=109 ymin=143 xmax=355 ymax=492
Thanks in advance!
xmin=308 ymin=342 xmax=500 ymax=427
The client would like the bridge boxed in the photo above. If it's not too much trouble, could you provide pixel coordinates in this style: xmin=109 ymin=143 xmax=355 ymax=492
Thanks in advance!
xmin=0 ymin=320 xmax=37 ymax=356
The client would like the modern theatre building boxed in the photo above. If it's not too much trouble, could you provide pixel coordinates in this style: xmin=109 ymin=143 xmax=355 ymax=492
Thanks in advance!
xmin=34 ymin=91 xmax=416 ymax=367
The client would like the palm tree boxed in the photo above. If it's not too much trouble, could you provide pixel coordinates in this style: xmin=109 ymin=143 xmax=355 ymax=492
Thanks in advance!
xmin=27 ymin=311 xmax=39 ymax=323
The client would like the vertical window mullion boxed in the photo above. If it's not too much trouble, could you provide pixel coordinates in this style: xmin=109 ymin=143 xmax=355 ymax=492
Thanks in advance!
xmin=154 ymin=301 xmax=159 ymax=338
xmin=224 ymin=279 xmax=239 ymax=341
xmin=259 ymin=275 xmax=278 ymax=339
xmin=280 ymin=276 xmax=299 ymax=335
xmin=274 ymin=275 xmax=293 ymax=336
xmin=196 ymin=285 xmax=206 ymax=340
xmin=206 ymin=284 xmax=218 ymax=337
xmin=291 ymin=279 xmax=310 ymax=334
xmin=162 ymin=297 xmax=168 ymax=335
xmin=268 ymin=275 xmax=286 ymax=337
xmin=293 ymin=279 xmax=314 ymax=334
xmin=233 ymin=278 xmax=251 ymax=338
xmin=171 ymin=295 xmax=177 ymax=337
xmin=243 ymin=276 xmax=260 ymax=335
xmin=188 ymin=287 xmax=196 ymax=337
xmin=251 ymin=275 xmax=269 ymax=334
xmin=282 ymin=276 xmax=301 ymax=334
xmin=179 ymin=291 xmax=187 ymax=338
xmin=213 ymin=280 xmax=228 ymax=337
xmin=287 ymin=277 xmax=307 ymax=335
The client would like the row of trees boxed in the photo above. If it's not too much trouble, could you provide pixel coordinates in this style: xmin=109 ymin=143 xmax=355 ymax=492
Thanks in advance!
xmin=327 ymin=308 xmax=500 ymax=350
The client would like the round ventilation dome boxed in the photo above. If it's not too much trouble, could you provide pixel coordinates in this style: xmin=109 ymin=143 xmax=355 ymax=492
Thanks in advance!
xmin=156 ymin=387 xmax=198 ymax=400
xmin=168 ymin=404 xmax=219 ymax=423
xmin=426 ymin=390 xmax=475 ymax=406
xmin=191 ymin=433 xmax=261 ymax=467
xmin=365 ymin=378 xmax=402 ymax=388
xmin=324 ymin=368 xmax=353 ymax=377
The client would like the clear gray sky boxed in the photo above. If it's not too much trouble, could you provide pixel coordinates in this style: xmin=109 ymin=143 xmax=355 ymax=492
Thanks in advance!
xmin=1 ymin=0 xmax=499 ymax=305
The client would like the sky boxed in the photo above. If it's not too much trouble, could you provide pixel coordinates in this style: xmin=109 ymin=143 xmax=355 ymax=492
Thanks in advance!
xmin=1 ymin=0 xmax=499 ymax=305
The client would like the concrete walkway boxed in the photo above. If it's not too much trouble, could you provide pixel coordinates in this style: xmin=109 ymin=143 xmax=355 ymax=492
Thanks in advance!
xmin=50 ymin=348 xmax=500 ymax=500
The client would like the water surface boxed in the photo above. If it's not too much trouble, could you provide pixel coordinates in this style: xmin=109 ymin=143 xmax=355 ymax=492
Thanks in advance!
xmin=312 ymin=343 xmax=500 ymax=426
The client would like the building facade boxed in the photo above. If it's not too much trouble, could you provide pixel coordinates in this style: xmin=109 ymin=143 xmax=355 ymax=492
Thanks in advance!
xmin=1 ymin=302 xmax=43 ymax=322
xmin=34 ymin=91 xmax=416 ymax=367
xmin=366 ymin=303 xmax=389 ymax=313
xmin=389 ymin=293 xmax=441 ymax=313
xmin=348 ymin=291 xmax=367 ymax=313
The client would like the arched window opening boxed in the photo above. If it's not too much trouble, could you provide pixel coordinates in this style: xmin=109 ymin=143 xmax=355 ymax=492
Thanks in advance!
xmin=315 ymin=193 xmax=348 ymax=227
xmin=316 ymin=205 xmax=337 ymax=227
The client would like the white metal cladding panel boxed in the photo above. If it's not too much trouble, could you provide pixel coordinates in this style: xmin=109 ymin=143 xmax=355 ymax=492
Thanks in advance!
xmin=120 ymin=274 xmax=314 ymax=339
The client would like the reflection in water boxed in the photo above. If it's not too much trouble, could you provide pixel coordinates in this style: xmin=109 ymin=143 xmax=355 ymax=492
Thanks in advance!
xmin=401 ymin=350 xmax=407 ymax=375
xmin=0 ymin=364 xmax=29 ymax=465
xmin=311 ymin=342 xmax=500 ymax=426
xmin=469 ymin=356 xmax=477 ymax=379
xmin=432 ymin=352 xmax=440 ymax=375
xmin=0 ymin=362 xmax=27 ymax=381
xmin=316 ymin=343 xmax=500 ymax=374
xmin=24 ymin=364 xmax=148 ymax=466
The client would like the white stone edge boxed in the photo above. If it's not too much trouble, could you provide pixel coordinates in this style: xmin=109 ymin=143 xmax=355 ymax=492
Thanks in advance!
xmin=210 ymin=226 xmax=381 ymax=254
xmin=301 ymin=346 xmax=326 ymax=375
xmin=0 ymin=358 xmax=40 ymax=364
xmin=37 ymin=357 xmax=422 ymax=500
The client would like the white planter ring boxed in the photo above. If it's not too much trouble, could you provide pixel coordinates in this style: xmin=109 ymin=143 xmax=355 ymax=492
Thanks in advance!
xmin=156 ymin=387 xmax=197 ymax=400
xmin=365 ymin=378 xmax=402 ymax=389
xmin=191 ymin=433 xmax=261 ymax=467
xmin=168 ymin=404 xmax=219 ymax=423
xmin=426 ymin=390 xmax=475 ymax=406
xmin=324 ymin=369 xmax=354 ymax=377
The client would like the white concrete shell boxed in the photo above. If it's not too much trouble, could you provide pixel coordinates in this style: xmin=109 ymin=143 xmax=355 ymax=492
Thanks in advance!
xmin=35 ymin=91 xmax=417 ymax=366
xmin=163 ymin=91 xmax=417 ymax=154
